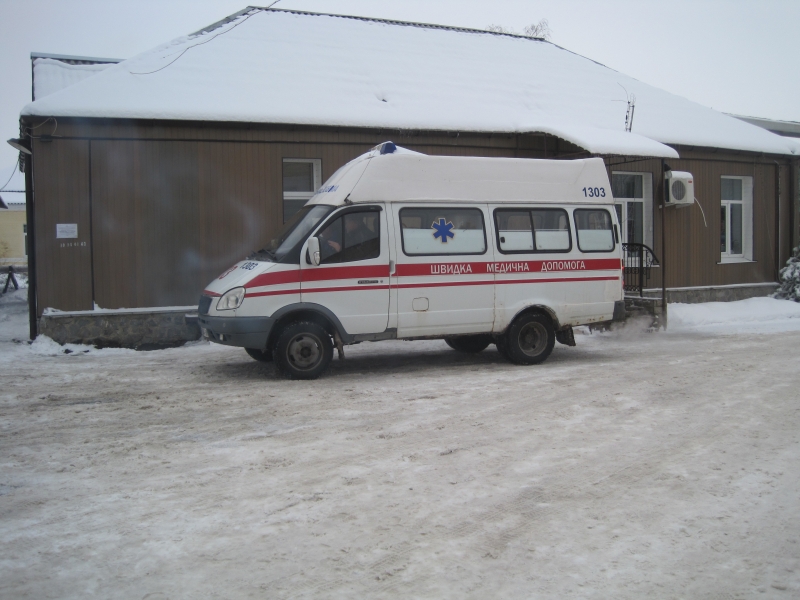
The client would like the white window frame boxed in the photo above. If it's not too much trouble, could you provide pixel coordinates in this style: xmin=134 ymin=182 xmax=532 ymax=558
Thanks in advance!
xmin=612 ymin=171 xmax=653 ymax=249
xmin=720 ymin=176 xmax=753 ymax=263
xmin=283 ymin=158 xmax=322 ymax=223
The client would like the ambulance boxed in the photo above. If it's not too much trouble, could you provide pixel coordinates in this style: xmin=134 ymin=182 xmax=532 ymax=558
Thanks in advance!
xmin=198 ymin=142 xmax=625 ymax=379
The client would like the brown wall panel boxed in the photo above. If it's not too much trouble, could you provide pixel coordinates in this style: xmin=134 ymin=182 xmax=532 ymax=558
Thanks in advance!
xmin=32 ymin=138 xmax=92 ymax=314
xmin=28 ymin=118 xmax=794 ymax=311
xmin=86 ymin=137 xmax=537 ymax=309
xmin=605 ymin=154 xmax=785 ymax=290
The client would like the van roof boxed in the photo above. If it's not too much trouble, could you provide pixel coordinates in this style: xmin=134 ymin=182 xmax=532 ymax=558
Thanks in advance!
xmin=307 ymin=146 xmax=613 ymax=206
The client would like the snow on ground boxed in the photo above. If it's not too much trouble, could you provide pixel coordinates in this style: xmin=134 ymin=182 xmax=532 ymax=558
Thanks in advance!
xmin=2 ymin=271 xmax=28 ymax=289
xmin=1 ymin=289 xmax=799 ymax=598
xmin=669 ymin=296 xmax=800 ymax=334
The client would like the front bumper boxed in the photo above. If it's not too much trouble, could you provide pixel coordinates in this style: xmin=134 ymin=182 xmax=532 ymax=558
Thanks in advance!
xmin=197 ymin=314 xmax=275 ymax=350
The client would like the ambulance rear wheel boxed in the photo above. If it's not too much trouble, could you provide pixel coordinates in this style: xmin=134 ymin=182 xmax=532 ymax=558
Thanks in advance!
xmin=274 ymin=321 xmax=333 ymax=380
xmin=444 ymin=334 xmax=492 ymax=354
xmin=245 ymin=347 xmax=273 ymax=362
xmin=503 ymin=313 xmax=555 ymax=365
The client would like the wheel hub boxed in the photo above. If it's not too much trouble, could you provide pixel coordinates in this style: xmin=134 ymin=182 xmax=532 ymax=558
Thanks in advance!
xmin=287 ymin=334 xmax=322 ymax=370
xmin=518 ymin=322 xmax=547 ymax=357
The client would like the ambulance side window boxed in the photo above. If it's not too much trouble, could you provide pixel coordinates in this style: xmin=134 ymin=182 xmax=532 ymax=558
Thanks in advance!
xmin=400 ymin=207 xmax=486 ymax=255
xmin=574 ymin=209 xmax=615 ymax=252
xmin=317 ymin=211 xmax=381 ymax=264
xmin=495 ymin=208 xmax=571 ymax=253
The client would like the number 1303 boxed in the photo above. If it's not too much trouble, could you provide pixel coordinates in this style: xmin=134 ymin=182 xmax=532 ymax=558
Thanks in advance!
xmin=582 ymin=187 xmax=606 ymax=198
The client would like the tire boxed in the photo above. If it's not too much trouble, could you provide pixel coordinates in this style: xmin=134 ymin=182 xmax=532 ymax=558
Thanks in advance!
xmin=502 ymin=313 xmax=555 ymax=365
xmin=444 ymin=334 xmax=493 ymax=354
xmin=245 ymin=347 xmax=273 ymax=362
xmin=273 ymin=321 xmax=333 ymax=380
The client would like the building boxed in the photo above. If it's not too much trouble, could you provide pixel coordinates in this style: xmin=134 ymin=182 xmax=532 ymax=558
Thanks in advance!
xmin=0 ymin=164 xmax=27 ymax=266
xmin=1 ymin=53 xmax=121 ymax=269
xmin=732 ymin=115 xmax=800 ymax=140
xmin=13 ymin=7 xmax=800 ymax=343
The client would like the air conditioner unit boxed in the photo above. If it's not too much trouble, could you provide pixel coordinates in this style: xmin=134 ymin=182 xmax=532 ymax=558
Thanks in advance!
xmin=665 ymin=171 xmax=694 ymax=207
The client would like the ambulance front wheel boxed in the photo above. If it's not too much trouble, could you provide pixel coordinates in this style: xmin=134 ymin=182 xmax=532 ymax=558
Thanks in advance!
xmin=444 ymin=334 xmax=493 ymax=353
xmin=274 ymin=321 xmax=333 ymax=380
xmin=503 ymin=313 xmax=555 ymax=365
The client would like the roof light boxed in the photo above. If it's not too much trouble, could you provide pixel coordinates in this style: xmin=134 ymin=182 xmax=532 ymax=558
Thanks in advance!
xmin=379 ymin=141 xmax=397 ymax=155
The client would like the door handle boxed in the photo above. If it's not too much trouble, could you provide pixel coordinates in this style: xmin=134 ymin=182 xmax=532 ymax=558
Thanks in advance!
xmin=358 ymin=280 xmax=380 ymax=284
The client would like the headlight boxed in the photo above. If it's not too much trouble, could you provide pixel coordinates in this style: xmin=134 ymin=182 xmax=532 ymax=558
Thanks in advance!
xmin=217 ymin=287 xmax=245 ymax=311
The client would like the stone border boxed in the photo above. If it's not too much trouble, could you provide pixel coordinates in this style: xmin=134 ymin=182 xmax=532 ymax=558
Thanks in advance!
xmin=39 ymin=308 xmax=201 ymax=349
xmin=643 ymin=283 xmax=778 ymax=304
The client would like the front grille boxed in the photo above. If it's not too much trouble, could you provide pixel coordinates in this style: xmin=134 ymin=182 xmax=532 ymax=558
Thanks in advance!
xmin=199 ymin=295 xmax=213 ymax=315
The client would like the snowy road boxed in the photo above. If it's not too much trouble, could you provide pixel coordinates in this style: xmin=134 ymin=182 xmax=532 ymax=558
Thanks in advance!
xmin=1 ymin=289 xmax=800 ymax=598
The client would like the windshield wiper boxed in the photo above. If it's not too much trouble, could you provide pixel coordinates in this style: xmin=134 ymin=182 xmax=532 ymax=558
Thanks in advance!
xmin=248 ymin=248 xmax=276 ymax=261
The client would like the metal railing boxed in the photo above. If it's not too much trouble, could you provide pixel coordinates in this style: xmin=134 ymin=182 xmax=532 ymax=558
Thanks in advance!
xmin=621 ymin=242 xmax=660 ymax=297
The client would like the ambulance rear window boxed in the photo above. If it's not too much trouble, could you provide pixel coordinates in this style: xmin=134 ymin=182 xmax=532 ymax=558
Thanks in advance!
xmin=574 ymin=209 xmax=615 ymax=252
xmin=400 ymin=207 xmax=486 ymax=256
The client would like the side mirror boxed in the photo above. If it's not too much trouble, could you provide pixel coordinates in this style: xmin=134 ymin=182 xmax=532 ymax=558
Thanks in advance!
xmin=307 ymin=236 xmax=321 ymax=266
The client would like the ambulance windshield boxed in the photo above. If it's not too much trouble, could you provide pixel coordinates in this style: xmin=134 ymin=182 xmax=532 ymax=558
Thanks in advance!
xmin=251 ymin=205 xmax=334 ymax=261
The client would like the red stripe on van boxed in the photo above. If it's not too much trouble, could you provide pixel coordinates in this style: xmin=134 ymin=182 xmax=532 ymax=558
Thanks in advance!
xmin=240 ymin=261 xmax=618 ymax=292
xmin=395 ymin=275 xmax=619 ymax=290
xmin=395 ymin=258 xmax=621 ymax=277
xmin=244 ymin=288 xmax=301 ymax=298
xmin=245 ymin=269 xmax=302 ymax=288
xmin=247 ymin=284 xmax=389 ymax=298
xmin=302 ymin=264 xmax=390 ymax=282
xmin=301 ymin=284 xmax=391 ymax=294
xmin=245 ymin=264 xmax=390 ymax=289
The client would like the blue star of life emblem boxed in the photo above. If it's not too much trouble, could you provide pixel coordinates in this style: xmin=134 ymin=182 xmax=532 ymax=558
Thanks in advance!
xmin=431 ymin=218 xmax=455 ymax=243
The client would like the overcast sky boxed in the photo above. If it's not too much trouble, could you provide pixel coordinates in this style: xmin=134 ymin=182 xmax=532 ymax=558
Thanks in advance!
xmin=1 ymin=0 xmax=798 ymax=170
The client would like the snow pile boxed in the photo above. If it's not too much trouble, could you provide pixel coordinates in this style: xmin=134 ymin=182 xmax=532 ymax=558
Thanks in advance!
xmin=669 ymin=297 xmax=800 ymax=334
xmin=20 ymin=9 xmax=798 ymax=158
xmin=29 ymin=335 xmax=93 ymax=356
xmin=28 ymin=335 xmax=133 ymax=356
xmin=772 ymin=245 xmax=800 ymax=302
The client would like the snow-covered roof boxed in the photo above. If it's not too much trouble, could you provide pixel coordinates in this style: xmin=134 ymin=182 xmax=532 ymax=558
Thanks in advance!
xmin=308 ymin=144 xmax=613 ymax=206
xmin=33 ymin=57 xmax=117 ymax=100
xmin=21 ymin=8 xmax=799 ymax=158
xmin=731 ymin=115 xmax=800 ymax=139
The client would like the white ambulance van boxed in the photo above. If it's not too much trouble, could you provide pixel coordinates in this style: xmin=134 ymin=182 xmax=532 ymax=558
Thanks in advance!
xmin=198 ymin=142 xmax=625 ymax=379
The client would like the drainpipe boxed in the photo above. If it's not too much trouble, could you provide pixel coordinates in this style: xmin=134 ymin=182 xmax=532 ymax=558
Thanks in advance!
xmin=775 ymin=161 xmax=782 ymax=281
xmin=660 ymin=158 xmax=667 ymax=329
xmin=793 ymin=159 xmax=798 ymax=249
xmin=23 ymin=134 xmax=36 ymax=340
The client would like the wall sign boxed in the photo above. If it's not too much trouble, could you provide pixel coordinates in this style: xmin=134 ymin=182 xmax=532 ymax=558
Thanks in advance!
xmin=56 ymin=224 xmax=78 ymax=239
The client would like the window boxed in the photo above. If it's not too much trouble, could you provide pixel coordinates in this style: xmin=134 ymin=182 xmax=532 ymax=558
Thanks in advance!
xmin=574 ymin=209 xmax=615 ymax=252
xmin=612 ymin=172 xmax=653 ymax=247
xmin=400 ymin=207 xmax=486 ymax=256
xmin=495 ymin=208 xmax=571 ymax=253
xmin=720 ymin=176 xmax=753 ymax=261
xmin=283 ymin=159 xmax=321 ymax=223
xmin=316 ymin=210 xmax=380 ymax=264
xmin=257 ymin=205 xmax=333 ymax=262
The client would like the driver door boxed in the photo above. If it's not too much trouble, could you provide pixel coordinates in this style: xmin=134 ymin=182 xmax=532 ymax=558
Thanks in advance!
xmin=300 ymin=205 xmax=391 ymax=335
